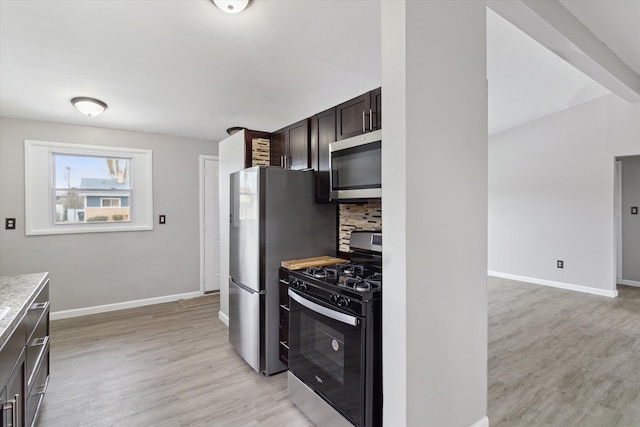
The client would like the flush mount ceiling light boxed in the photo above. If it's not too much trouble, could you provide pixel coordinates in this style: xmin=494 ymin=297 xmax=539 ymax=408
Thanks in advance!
xmin=71 ymin=97 xmax=108 ymax=117
xmin=212 ymin=0 xmax=250 ymax=14
xmin=226 ymin=126 xmax=246 ymax=135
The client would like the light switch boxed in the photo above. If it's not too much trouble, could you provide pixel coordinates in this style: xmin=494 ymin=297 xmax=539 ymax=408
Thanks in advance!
xmin=159 ymin=215 xmax=166 ymax=224
xmin=632 ymin=207 xmax=638 ymax=215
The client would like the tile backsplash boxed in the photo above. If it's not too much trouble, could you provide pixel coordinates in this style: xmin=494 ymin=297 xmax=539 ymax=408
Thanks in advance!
xmin=339 ymin=200 xmax=382 ymax=253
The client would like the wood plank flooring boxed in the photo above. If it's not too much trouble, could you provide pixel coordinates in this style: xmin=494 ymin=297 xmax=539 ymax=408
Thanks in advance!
xmin=38 ymin=279 xmax=640 ymax=426
xmin=488 ymin=278 xmax=640 ymax=427
xmin=38 ymin=295 xmax=312 ymax=426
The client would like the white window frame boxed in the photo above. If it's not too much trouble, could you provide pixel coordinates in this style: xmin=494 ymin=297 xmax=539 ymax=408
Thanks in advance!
xmin=100 ymin=198 xmax=122 ymax=208
xmin=25 ymin=140 xmax=153 ymax=235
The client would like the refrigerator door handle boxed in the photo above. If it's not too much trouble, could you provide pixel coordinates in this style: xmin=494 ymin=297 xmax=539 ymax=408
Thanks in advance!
xmin=230 ymin=278 xmax=264 ymax=295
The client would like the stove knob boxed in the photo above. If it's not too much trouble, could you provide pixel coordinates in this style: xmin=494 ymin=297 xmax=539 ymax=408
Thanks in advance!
xmin=330 ymin=294 xmax=339 ymax=305
xmin=338 ymin=297 xmax=349 ymax=308
xmin=292 ymin=279 xmax=301 ymax=290
xmin=299 ymin=283 xmax=308 ymax=292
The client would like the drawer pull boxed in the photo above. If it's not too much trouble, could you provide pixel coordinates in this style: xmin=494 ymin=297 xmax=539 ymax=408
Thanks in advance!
xmin=30 ymin=301 xmax=50 ymax=311
xmin=279 ymin=304 xmax=290 ymax=312
xmin=279 ymin=279 xmax=289 ymax=285
xmin=279 ymin=340 xmax=289 ymax=350
xmin=30 ymin=336 xmax=49 ymax=347
xmin=35 ymin=376 xmax=50 ymax=396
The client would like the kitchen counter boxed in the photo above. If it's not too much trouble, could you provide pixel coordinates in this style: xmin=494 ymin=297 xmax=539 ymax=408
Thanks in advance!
xmin=0 ymin=272 xmax=49 ymax=348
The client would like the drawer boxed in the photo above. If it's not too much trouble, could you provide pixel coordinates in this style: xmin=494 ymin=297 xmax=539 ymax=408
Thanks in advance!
xmin=24 ymin=281 xmax=49 ymax=340
xmin=26 ymin=317 xmax=49 ymax=391
xmin=279 ymin=304 xmax=289 ymax=328
xmin=26 ymin=355 xmax=49 ymax=427
xmin=278 ymin=326 xmax=289 ymax=366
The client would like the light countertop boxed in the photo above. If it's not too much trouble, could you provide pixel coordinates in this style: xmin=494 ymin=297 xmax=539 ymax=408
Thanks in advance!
xmin=0 ymin=272 xmax=49 ymax=348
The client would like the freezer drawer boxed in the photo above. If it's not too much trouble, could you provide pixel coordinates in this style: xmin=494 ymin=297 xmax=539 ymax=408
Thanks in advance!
xmin=229 ymin=278 xmax=263 ymax=373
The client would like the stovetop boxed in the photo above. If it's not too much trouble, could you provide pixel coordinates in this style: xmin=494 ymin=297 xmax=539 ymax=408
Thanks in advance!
xmin=301 ymin=263 xmax=382 ymax=293
xmin=289 ymin=262 xmax=382 ymax=312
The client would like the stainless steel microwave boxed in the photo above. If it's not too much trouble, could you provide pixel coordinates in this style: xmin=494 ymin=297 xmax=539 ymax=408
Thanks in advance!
xmin=329 ymin=129 xmax=382 ymax=200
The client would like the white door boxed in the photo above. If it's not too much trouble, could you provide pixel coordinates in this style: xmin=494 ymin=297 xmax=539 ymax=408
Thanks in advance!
xmin=203 ymin=157 xmax=220 ymax=292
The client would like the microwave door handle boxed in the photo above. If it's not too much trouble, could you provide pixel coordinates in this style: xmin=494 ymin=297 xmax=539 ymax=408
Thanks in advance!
xmin=289 ymin=289 xmax=358 ymax=326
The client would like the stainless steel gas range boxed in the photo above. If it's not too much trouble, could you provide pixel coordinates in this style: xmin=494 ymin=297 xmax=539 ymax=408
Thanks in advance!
xmin=287 ymin=231 xmax=382 ymax=427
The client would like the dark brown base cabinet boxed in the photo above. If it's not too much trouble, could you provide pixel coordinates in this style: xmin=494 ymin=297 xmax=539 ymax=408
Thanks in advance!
xmin=1 ymin=281 xmax=50 ymax=427
xmin=278 ymin=268 xmax=290 ymax=366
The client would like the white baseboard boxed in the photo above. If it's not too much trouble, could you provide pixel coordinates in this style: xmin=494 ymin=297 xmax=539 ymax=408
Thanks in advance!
xmin=470 ymin=416 xmax=489 ymax=427
xmin=621 ymin=279 xmax=640 ymax=288
xmin=51 ymin=291 xmax=202 ymax=320
xmin=219 ymin=310 xmax=229 ymax=326
xmin=488 ymin=271 xmax=618 ymax=298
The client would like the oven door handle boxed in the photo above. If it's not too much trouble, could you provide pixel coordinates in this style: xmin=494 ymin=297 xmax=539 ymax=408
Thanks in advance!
xmin=289 ymin=289 xmax=359 ymax=326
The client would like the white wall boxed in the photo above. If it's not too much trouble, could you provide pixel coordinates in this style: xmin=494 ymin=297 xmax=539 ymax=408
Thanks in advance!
xmin=621 ymin=155 xmax=640 ymax=282
xmin=382 ymin=1 xmax=488 ymax=425
xmin=217 ymin=130 xmax=246 ymax=323
xmin=489 ymin=94 xmax=640 ymax=294
xmin=0 ymin=117 xmax=217 ymax=312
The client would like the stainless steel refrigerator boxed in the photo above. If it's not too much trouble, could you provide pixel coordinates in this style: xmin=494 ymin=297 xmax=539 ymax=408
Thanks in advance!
xmin=229 ymin=166 xmax=336 ymax=375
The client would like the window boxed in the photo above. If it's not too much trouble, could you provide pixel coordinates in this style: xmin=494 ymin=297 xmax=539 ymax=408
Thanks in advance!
xmin=101 ymin=198 xmax=122 ymax=208
xmin=25 ymin=140 xmax=153 ymax=235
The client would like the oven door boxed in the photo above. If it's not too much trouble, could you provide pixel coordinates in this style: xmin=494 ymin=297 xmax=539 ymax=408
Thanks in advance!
xmin=288 ymin=288 xmax=365 ymax=426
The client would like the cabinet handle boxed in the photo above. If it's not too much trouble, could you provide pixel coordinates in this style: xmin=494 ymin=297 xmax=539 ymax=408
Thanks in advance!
xmin=280 ymin=303 xmax=290 ymax=312
xmin=369 ymin=108 xmax=373 ymax=130
xmin=2 ymin=398 xmax=18 ymax=427
xmin=12 ymin=393 xmax=20 ymax=427
xmin=362 ymin=110 xmax=366 ymax=132
xmin=279 ymin=340 xmax=290 ymax=350
xmin=35 ymin=376 xmax=50 ymax=396
xmin=279 ymin=279 xmax=289 ymax=285
xmin=30 ymin=301 xmax=49 ymax=311
xmin=30 ymin=335 xmax=49 ymax=347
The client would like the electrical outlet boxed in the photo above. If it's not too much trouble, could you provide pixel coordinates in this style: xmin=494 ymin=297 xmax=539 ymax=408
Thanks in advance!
xmin=5 ymin=218 xmax=16 ymax=230
xmin=632 ymin=207 xmax=638 ymax=215
xmin=557 ymin=260 xmax=564 ymax=269
xmin=159 ymin=215 xmax=166 ymax=224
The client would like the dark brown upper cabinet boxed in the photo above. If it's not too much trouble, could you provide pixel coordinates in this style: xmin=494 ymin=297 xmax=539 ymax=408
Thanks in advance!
xmin=335 ymin=88 xmax=381 ymax=140
xmin=271 ymin=118 xmax=310 ymax=170
xmin=310 ymin=107 xmax=336 ymax=203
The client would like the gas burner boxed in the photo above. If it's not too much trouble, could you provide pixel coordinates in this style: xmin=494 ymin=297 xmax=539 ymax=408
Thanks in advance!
xmin=305 ymin=266 xmax=326 ymax=279
xmin=342 ymin=276 xmax=381 ymax=292
xmin=336 ymin=263 xmax=364 ymax=276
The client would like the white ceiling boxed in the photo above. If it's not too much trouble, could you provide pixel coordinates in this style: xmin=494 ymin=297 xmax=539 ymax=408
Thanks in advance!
xmin=0 ymin=0 xmax=638 ymax=141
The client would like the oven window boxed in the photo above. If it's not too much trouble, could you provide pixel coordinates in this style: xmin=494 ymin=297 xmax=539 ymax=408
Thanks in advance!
xmin=331 ymin=140 xmax=381 ymax=190
xmin=300 ymin=315 xmax=345 ymax=384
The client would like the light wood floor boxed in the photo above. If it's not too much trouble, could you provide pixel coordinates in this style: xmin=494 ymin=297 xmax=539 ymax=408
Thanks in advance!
xmin=38 ymin=279 xmax=640 ymax=426
xmin=488 ymin=278 xmax=640 ymax=427
xmin=38 ymin=294 xmax=312 ymax=427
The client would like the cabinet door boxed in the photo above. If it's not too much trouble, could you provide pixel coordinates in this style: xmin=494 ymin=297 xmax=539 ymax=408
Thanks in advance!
xmin=371 ymin=87 xmax=382 ymax=130
xmin=270 ymin=130 xmax=286 ymax=167
xmin=1 ymin=355 xmax=24 ymax=427
xmin=310 ymin=107 xmax=336 ymax=202
xmin=286 ymin=119 xmax=310 ymax=170
xmin=336 ymin=92 xmax=371 ymax=140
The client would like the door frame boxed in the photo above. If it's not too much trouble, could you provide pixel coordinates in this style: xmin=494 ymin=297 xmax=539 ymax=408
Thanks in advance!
xmin=615 ymin=160 xmax=622 ymax=286
xmin=199 ymin=154 xmax=220 ymax=294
